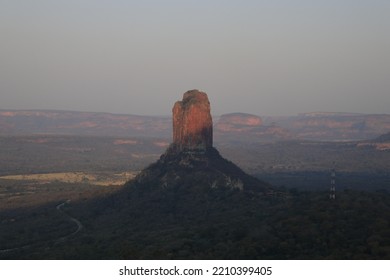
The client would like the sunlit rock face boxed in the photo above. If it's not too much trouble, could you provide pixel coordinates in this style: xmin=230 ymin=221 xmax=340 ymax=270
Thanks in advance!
xmin=130 ymin=89 xmax=270 ymax=193
xmin=172 ymin=90 xmax=213 ymax=151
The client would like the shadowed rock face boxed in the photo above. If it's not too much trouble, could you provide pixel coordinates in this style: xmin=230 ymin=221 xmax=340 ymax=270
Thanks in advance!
xmin=172 ymin=90 xmax=213 ymax=151
xmin=130 ymin=89 xmax=270 ymax=193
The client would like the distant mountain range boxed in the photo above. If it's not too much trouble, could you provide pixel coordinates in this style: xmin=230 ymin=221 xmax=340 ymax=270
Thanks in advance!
xmin=0 ymin=110 xmax=171 ymax=138
xmin=1 ymin=109 xmax=389 ymax=141
xmin=263 ymin=112 xmax=390 ymax=141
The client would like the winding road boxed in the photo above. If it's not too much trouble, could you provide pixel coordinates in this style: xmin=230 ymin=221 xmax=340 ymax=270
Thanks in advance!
xmin=0 ymin=199 xmax=83 ymax=254
xmin=55 ymin=200 xmax=83 ymax=243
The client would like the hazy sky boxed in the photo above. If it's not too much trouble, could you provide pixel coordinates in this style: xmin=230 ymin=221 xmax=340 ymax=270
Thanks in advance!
xmin=1 ymin=1 xmax=389 ymax=116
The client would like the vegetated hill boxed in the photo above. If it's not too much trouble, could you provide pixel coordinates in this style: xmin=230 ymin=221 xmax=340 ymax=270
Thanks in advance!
xmin=131 ymin=90 xmax=270 ymax=194
xmin=131 ymin=145 xmax=270 ymax=193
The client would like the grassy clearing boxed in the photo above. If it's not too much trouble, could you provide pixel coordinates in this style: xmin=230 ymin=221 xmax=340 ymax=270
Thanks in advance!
xmin=0 ymin=171 xmax=138 ymax=186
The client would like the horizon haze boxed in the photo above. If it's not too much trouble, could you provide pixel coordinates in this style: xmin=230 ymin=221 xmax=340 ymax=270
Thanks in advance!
xmin=1 ymin=1 xmax=389 ymax=116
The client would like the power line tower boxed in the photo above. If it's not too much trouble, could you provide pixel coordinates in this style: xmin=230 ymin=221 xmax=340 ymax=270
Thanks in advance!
xmin=330 ymin=168 xmax=336 ymax=200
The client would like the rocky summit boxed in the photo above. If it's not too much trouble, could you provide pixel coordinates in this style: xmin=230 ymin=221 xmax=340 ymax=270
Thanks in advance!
xmin=130 ymin=90 xmax=269 ymax=192
xmin=172 ymin=90 xmax=213 ymax=151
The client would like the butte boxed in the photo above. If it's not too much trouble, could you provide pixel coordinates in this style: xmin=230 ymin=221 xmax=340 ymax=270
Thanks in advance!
xmin=130 ymin=89 xmax=270 ymax=193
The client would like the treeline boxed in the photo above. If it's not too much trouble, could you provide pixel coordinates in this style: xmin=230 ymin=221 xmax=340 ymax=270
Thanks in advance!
xmin=8 ymin=184 xmax=389 ymax=260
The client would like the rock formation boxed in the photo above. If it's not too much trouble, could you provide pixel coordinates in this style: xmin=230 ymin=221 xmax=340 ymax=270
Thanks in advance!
xmin=172 ymin=90 xmax=213 ymax=151
xmin=130 ymin=90 xmax=270 ymax=193
xmin=214 ymin=113 xmax=291 ymax=142
xmin=216 ymin=113 xmax=262 ymax=132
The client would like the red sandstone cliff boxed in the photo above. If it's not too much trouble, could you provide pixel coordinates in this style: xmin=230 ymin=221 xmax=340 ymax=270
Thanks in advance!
xmin=132 ymin=89 xmax=269 ymax=193
xmin=172 ymin=90 xmax=213 ymax=150
xmin=216 ymin=113 xmax=262 ymax=132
